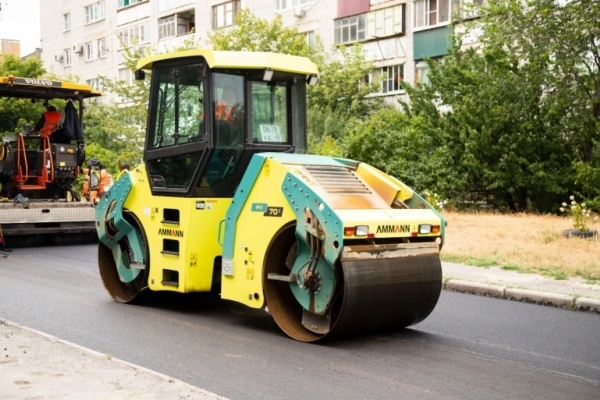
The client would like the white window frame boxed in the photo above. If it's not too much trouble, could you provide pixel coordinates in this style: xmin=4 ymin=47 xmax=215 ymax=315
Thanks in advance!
xmin=118 ymin=0 xmax=145 ymax=9
xmin=212 ymin=1 xmax=240 ymax=29
xmin=462 ymin=0 xmax=486 ymax=19
xmin=64 ymin=48 xmax=72 ymax=66
xmin=366 ymin=5 xmax=404 ymax=38
xmin=158 ymin=15 xmax=176 ymax=40
xmin=414 ymin=0 xmax=451 ymax=29
xmin=86 ymin=78 xmax=101 ymax=91
xmin=98 ymin=37 xmax=107 ymax=58
xmin=119 ymin=67 xmax=134 ymax=86
xmin=85 ymin=41 xmax=98 ymax=61
xmin=63 ymin=13 xmax=71 ymax=32
xmin=334 ymin=14 xmax=367 ymax=44
xmin=85 ymin=1 xmax=105 ymax=25
xmin=415 ymin=61 xmax=431 ymax=85
xmin=276 ymin=0 xmax=315 ymax=11
xmin=118 ymin=23 xmax=149 ymax=49
xmin=84 ymin=38 xmax=106 ymax=61
xmin=379 ymin=64 xmax=404 ymax=94
xmin=305 ymin=31 xmax=315 ymax=49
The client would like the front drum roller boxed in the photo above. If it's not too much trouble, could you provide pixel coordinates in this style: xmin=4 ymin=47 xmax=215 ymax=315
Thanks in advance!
xmin=264 ymin=226 xmax=442 ymax=342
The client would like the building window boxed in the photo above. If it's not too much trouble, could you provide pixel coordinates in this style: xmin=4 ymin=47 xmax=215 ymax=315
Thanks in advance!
xmin=462 ymin=0 xmax=486 ymax=19
xmin=118 ymin=23 xmax=149 ymax=49
xmin=118 ymin=0 xmax=145 ymax=9
xmin=85 ymin=1 xmax=105 ymax=24
xmin=86 ymin=78 xmax=102 ymax=91
xmin=158 ymin=15 xmax=176 ymax=39
xmin=64 ymin=48 xmax=72 ymax=66
xmin=85 ymin=38 xmax=107 ymax=61
xmin=414 ymin=0 xmax=450 ymax=29
xmin=98 ymin=38 xmax=107 ymax=58
xmin=158 ymin=13 xmax=195 ymax=39
xmin=379 ymin=64 xmax=404 ymax=93
xmin=85 ymin=41 xmax=97 ymax=61
xmin=415 ymin=61 xmax=431 ymax=85
xmin=276 ymin=0 xmax=315 ymax=11
xmin=212 ymin=1 xmax=240 ymax=29
xmin=63 ymin=13 xmax=71 ymax=32
xmin=366 ymin=5 xmax=404 ymax=38
xmin=334 ymin=14 xmax=366 ymax=44
xmin=119 ymin=67 xmax=134 ymax=86
xmin=305 ymin=31 xmax=316 ymax=49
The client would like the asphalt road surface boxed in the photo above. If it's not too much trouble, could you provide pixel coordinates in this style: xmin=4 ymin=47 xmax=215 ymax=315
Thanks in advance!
xmin=1 ymin=244 xmax=599 ymax=400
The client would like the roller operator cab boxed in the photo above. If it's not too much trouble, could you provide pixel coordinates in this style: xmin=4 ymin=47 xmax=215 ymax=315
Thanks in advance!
xmin=96 ymin=49 xmax=446 ymax=342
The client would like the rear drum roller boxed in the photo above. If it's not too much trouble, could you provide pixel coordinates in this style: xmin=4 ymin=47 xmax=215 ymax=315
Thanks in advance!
xmin=98 ymin=207 xmax=148 ymax=303
xmin=264 ymin=225 xmax=442 ymax=342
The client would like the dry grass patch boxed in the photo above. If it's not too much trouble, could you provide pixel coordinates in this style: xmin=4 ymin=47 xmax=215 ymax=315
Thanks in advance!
xmin=441 ymin=211 xmax=600 ymax=281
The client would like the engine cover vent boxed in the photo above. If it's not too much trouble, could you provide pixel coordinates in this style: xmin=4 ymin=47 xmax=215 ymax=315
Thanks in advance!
xmin=303 ymin=165 xmax=372 ymax=195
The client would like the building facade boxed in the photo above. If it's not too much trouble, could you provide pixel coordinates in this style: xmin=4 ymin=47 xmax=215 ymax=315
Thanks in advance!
xmin=40 ymin=0 xmax=473 ymax=103
xmin=1 ymin=39 xmax=20 ymax=61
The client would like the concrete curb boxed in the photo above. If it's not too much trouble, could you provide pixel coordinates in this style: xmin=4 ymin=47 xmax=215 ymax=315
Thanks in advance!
xmin=443 ymin=279 xmax=600 ymax=313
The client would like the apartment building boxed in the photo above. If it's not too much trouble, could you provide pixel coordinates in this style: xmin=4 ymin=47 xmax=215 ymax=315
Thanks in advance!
xmin=39 ymin=0 xmax=466 ymax=104
xmin=1 ymin=39 xmax=20 ymax=61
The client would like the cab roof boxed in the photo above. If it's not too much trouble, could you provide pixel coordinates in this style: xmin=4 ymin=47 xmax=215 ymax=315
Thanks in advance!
xmin=0 ymin=76 xmax=102 ymax=100
xmin=136 ymin=49 xmax=319 ymax=77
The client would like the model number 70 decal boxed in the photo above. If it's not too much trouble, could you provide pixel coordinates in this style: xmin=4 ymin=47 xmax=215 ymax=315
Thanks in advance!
xmin=251 ymin=203 xmax=283 ymax=217
xmin=264 ymin=206 xmax=283 ymax=217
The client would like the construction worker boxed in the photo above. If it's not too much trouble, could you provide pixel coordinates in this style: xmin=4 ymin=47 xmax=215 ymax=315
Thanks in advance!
xmin=34 ymin=105 xmax=62 ymax=139
xmin=82 ymin=168 xmax=90 ymax=201
xmin=99 ymin=166 xmax=113 ymax=197
xmin=116 ymin=163 xmax=130 ymax=179
xmin=213 ymin=75 xmax=244 ymax=147
xmin=87 ymin=159 xmax=113 ymax=205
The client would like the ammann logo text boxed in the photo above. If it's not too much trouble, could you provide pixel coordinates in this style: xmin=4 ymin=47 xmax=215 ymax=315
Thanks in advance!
xmin=376 ymin=224 xmax=411 ymax=234
xmin=158 ymin=228 xmax=184 ymax=237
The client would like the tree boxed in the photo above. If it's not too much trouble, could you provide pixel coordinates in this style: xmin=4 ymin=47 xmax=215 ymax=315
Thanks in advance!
xmin=482 ymin=0 xmax=600 ymax=206
xmin=382 ymin=0 xmax=597 ymax=212
xmin=209 ymin=9 xmax=313 ymax=57
xmin=0 ymin=55 xmax=46 ymax=136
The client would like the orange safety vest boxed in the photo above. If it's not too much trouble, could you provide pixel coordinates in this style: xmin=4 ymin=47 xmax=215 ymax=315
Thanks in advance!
xmin=82 ymin=169 xmax=90 ymax=196
xmin=41 ymin=110 xmax=61 ymax=138
xmin=215 ymin=101 xmax=236 ymax=122
xmin=99 ymin=169 xmax=113 ymax=195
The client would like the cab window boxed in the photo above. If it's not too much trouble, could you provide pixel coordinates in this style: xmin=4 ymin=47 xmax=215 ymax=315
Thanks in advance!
xmin=148 ymin=63 xmax=205 ymax=149
xmin=251 ymin=81 xmax=289 ymax=144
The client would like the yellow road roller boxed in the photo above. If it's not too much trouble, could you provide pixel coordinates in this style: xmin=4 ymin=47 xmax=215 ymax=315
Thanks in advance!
xmin=96 ymin=49 xmax=446 ymax=342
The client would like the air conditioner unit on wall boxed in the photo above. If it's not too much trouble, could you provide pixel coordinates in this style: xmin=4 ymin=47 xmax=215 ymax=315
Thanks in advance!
xmin=293 ymin=8 xmax=306 ymax=18
xmin=72 ymin=43 xmax=83 ymax=54
xmin=54 ymin=54 xmax=64 ymax=62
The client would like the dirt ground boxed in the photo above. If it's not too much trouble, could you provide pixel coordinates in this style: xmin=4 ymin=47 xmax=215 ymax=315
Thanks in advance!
xmin=0 ymin=320 xmax=226 ymax=400
xmin=441 ymin=211 xmax=600 ymax=280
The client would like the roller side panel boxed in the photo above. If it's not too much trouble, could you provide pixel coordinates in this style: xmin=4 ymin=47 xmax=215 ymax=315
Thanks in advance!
xmin=96 ymin=165 xmax=227 ymax=295
xmin=220 ymin=155 xmax=296 ymax=308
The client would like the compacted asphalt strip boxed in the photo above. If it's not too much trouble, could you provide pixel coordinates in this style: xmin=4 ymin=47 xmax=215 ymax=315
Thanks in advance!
xmin=1 ymin=261 xmax=599 ymax=399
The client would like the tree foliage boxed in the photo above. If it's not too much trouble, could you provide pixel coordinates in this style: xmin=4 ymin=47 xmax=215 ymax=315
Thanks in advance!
xmin=209 ymin=9 xmax=313 ymax=57
xmin=0 ymin=55 xmax=46 ymax=136
xmin=481 ymin=0 xmax=600 ymax=206
xmin=344 ymin=0 xmax=599 ymax=212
